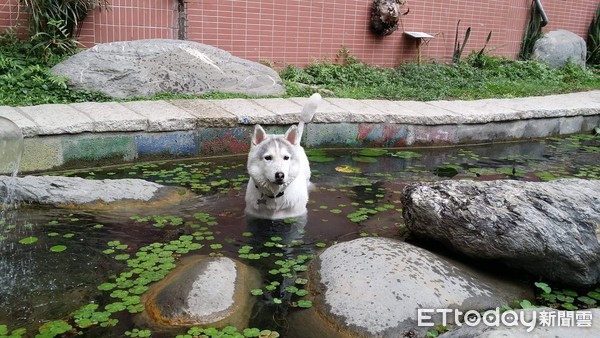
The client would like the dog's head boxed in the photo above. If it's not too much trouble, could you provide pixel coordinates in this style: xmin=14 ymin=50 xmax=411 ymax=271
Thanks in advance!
xmin=247 ymin=124 xmax=302 ymax=191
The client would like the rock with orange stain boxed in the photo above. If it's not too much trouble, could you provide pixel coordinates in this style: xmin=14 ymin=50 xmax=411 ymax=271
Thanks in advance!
xmin=140 ymin=255 xmax=262 ymax=329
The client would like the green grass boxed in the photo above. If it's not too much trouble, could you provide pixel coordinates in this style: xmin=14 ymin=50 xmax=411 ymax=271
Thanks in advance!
xmin=282 ymin=52 xmax=600 ymax=100
xmin=2 ymin=32 xmax=600 ymax=107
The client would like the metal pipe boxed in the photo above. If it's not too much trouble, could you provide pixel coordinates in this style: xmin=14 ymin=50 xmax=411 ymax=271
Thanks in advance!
xmin=534 ymin=0 xmax=549 ymax=27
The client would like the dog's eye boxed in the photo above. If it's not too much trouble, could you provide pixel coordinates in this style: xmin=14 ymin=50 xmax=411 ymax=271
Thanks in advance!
xmin=283 ymin=156 xmax=290 ymax=160
xmin=264 ymin=155 xmax=272 ymax=161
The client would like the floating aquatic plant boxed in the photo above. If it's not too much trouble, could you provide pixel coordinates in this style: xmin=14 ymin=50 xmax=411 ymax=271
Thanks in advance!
xmin=50 ymin=245 xmax=67 ymax=252
xmin=18 ymin=236 xmax=38 ymax=245
xmin=357 ymin=148 xmax=388 ymax=157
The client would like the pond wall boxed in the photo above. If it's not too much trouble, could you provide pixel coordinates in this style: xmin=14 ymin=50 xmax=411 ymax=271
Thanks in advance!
xmin=0 ymin=91 xmax=599 ymax=173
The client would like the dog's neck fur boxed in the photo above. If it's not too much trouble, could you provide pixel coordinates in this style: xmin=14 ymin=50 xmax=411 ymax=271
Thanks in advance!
xmin=251 ymin=177 xmax=290 ymax=198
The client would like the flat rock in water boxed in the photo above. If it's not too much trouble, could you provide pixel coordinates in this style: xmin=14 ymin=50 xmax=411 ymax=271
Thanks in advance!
xmin=141 ymin=256 xmax=261 ymax=328
xmin=51 ymin=39 xmax=286 ymax=98
xmin=308 ymin=237 xmax=531 ymax=337
xmin=0 ymin=175 xmax=187 ymax=209
xmin=401 ymin=179 xmax=600 ymax=287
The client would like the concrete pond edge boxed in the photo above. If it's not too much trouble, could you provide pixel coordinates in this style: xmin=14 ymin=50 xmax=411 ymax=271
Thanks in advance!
xmin=0 ymin=91 xmax=598 ymax=173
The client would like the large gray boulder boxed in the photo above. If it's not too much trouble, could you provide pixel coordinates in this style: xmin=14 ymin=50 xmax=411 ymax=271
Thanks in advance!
xmin=307 ymin=237 xmax=531 ymax=337
xmin=401 ymin=179 xmax=600 ymax=287
xmin=140 ymin=256 xmax=261 ymax=328
xmin=0 ymin=175 xmax=187 ymax=209
xmin=441 ymin=308 xmax=600 ymax=338
xmin=532 ymin=30 xmax=586 ymax=69
xmin=52 ymin=39 xmax=286 ymax=99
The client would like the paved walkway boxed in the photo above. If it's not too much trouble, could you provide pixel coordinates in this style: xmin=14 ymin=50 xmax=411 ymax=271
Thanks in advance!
xmin=1 ymin=91 xmax=599 ymax=173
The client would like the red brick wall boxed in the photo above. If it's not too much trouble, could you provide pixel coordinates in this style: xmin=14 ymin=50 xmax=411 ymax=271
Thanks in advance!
xmin=1 ymin=0 xmax=598 ymax=67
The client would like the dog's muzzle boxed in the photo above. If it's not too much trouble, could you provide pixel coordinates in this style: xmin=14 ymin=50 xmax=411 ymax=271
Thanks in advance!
xmin=275 ymin=172 xmax=285 ymax=185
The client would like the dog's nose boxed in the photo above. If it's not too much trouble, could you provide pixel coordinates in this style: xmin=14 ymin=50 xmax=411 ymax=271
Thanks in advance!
xmin=275 ymin=172 xmax=285 ymax=184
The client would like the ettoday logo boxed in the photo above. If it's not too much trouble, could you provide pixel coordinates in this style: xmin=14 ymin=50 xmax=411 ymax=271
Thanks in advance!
xmin=417 ymin=308 xmax=594 ymax=332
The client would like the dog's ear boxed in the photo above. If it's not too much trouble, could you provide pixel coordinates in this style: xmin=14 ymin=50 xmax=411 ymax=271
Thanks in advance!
xmin=252 ymin=125 xmax=267 ymax=145
xmin=284 ymin=125 xmax=300 ymax=145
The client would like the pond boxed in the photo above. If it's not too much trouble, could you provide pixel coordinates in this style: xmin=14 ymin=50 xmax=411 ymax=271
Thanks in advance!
xmin=0 ymin=134 xmax=599 ymax=337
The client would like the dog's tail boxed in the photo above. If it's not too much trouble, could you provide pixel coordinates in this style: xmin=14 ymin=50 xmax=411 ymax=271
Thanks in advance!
xmin=297 ymin=93 xmax=321 ymax=138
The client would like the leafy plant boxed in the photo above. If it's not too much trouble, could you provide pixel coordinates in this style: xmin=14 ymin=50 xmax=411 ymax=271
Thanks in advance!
xmin=519 ymin=0 xmax=544 ymax=60
xmin=31 ymin=19 xmax=80 ymax=61
xmin=533 ymin=281 xmax=600 ymax=310
xmin=19 ymin=0 xmax=109 ymax=38
xmin=587 ymin=2 xmax=600 ymax=65
xmin=470 ymin=31 xmax=493 ymax=68
xmin=452 ymin=20 xmax=471 ymax=64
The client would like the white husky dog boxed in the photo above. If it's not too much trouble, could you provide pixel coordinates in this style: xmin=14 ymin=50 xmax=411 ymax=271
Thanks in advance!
xmin=244 ymin=93 xmax=321 ymax=220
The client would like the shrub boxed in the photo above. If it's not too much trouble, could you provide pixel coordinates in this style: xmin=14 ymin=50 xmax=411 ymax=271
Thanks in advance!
xmin=588 ymin=2 xmax=600 ymax=65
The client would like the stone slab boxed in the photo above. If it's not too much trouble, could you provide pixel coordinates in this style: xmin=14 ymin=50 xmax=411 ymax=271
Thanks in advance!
xmin=169 ymin=99 xmax=238 ymax=127
xmin=211 ymin=99 xmax=277 ymax=125
xmin=70 ymin=102 xmax=148 ymax=132
xmin=121 ymin=100 xmax=197 ymax=131
xmin=0 ymin=106 xmax=39 ymax=137
xmin=323 ymin=98 xmax=388 ymax=123
xmin=289 ymin=97 xmax=349 ymax=123
xmin=18 ymin=104 xmax=94 ymax=135
xmin=427 ymin=98 xmax=520 ymax=123
xmin=251 ymin=98 xmax=304 ymax=124
xmin=494 ymin=93 xmax=600 ymax=119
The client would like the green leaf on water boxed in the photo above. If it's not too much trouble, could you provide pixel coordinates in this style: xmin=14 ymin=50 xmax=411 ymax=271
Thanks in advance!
xmin=297 ymin=300 xmax=312 ymax=308
xmin=352 ymin=156 xmax=378 ymax=163
xmin=250 ymin=289 xmax=264 ymax=296
xmin=19 ymin=236 xmax=38 ymax=245
xmin=98 ymin=283 xmax=117 ymax=291
xmin=577 ymin=296 xmax=597 ymax=305
xmin=561 ymin=303 xmax=578 ymax=310
xmin=105 ymin=302 xmax=126 ymax=313
xmin=295 ymin=289 xmax=309 ymax=297
xmin=391 ymin=151 xmax=422 ymax=159
xmin=308 ymin=155 xmax=335 ymax=163
xmin=358 ymin=149 xmax=388 ymax=157
xmin=50 ymin=245 xmax=67 ymax=252
xmin=587 ymin=291 xmax=600 ymax=300
xmin=534 ymin=282 xmax=551 ymax=294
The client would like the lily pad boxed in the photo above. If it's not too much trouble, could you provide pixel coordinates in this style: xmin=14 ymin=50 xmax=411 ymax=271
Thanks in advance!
xmin=50 ymin=245 xmax=67 ymax=252
xmin=358 ymin=149 xmax=388 ymax=157
xmin=335 ymin=165 xmax=361 ymax=173
xmin=19 ymin=236 xmax=38 ymax=245
xmin=352 ymin=156 xmax=378 ymax=163
xmin=308 ymin=155 xmax=335 ymax=163
xmin=391 ymin=151 xmax=422 ymax=159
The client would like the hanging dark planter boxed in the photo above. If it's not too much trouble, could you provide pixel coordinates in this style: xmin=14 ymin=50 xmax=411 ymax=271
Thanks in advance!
xmin=370 ymin=0 xmax=408 ymax=36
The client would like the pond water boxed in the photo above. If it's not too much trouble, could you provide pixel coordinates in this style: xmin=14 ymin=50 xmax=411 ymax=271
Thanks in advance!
xmin=0 ymin=134 xmax=599 ymax=337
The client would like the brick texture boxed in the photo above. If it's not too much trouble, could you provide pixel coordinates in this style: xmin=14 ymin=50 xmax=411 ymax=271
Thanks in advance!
xmin=1 ymin=0 xmax=597 ymax=67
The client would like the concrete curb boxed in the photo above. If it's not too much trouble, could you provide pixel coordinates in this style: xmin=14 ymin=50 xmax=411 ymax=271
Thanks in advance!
xmin=1 ymin=91 xmax=599 ymax=173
